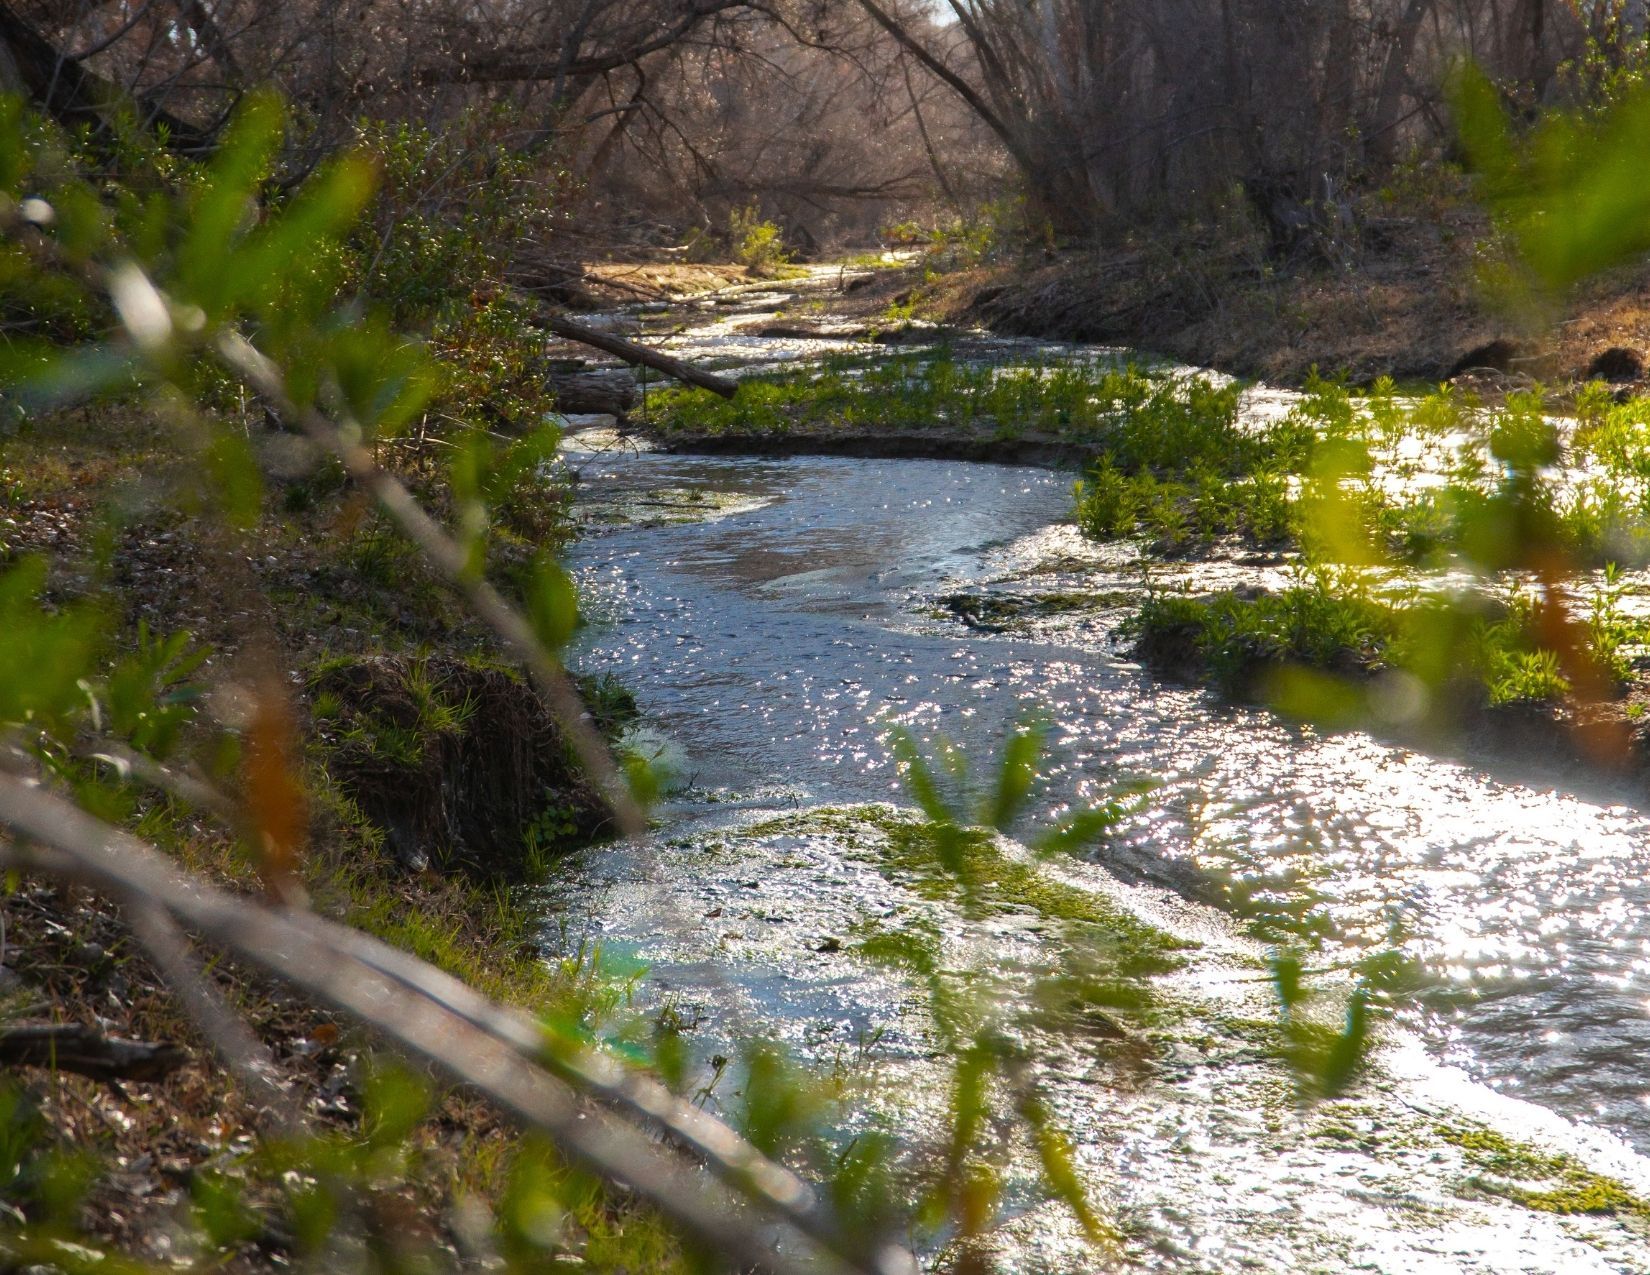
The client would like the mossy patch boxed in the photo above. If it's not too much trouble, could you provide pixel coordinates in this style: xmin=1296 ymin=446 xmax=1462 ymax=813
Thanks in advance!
xmin=744 ymin=804 xmax=1192 ymax=970
xmin=1439 ymin=1124 xmax=1650 ymax=1219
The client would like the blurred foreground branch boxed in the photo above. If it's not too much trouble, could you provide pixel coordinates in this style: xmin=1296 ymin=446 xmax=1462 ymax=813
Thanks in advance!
xmin=0 ymin=771 xmax=915 ymax=1275
xmin=214 ymin=330 xmax=651 ymax=841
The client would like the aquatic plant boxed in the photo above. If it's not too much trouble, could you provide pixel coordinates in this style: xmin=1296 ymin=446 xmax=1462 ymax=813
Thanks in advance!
xmin=643 ymin=353 xmax=1251 ymax=454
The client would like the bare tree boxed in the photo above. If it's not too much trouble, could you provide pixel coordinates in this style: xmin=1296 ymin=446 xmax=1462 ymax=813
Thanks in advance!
xmin=847 ymin=0 xmax=1600 ymax=237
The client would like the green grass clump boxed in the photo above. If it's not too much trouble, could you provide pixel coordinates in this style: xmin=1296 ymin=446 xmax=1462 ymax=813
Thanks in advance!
xmin=642 ymin=354 xmax=1249 ymax=450
xmin=729 ymin=204 xmax=794 ymax=277
xmin=1131 ymin=573 xmax=1631 ymax=712
xmin=1132 ymin=574 xmax=1397 ymax=695
xmin=1075 ymin=458 xmax=1296 ymax=549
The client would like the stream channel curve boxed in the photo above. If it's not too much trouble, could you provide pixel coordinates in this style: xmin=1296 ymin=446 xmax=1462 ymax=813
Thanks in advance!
xmin=544 ymin=279 xmax=1650 ymax=1271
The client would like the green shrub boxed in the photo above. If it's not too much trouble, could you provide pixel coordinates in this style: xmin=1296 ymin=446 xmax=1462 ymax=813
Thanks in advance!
xmin=729 ymin=203 xmax=791 ymax=275
xmin=1135 ymin=567 xmax=1640 ymax=715
xmin=1132 ymin=572 xmax=1395 ymax=694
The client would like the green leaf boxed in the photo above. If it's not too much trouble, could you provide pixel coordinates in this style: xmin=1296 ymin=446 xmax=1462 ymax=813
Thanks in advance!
xmin=176 ymin=92 xmax=285 ymax=314
xmin=1454 ymin=64 xmax=1650 ymax=292
xmin=0 ymin=95 xmax=29 ymax=194
xmin=888 ymin=728 xmax=957 ymax=825
xmin=525 ymin=555 xmax=579 ymax=652
xmin=192 ymin=1172 xmax=260 ymax=1250
xmin=361 ymin=1064 xmax=431 ymax=1151
xmin=1270 ymin=950 xmax=1307 ymax=1016
xmin=944 ymin=1040 xmax=994 ymax=1182
xmin=102 ymin=622 xmax=210 ymax=758
xmin=2 ymin=344 xmax=140 ymax=410
xmin=231 ymin=153 xmax=376 ymax=313
xmin=1318 ymin=985 xmax=1371 ymax=1098
xmin=0 ymin=558 xmax=104 ymax=734
xmin=736 ymin=1042 xmax=823 ymax=1159
xmin=321 ymin=318 xmax=435 ymax=434
xmin=205 ymin=429 xmax=265 ymax=530
xmin=1018 ymin=1090 xmax=1114 ymax=1246
xmin=984 ymin=718 xmax=1044 ymax=830
xmin=1031 ymin=784 xmax=1150 ymax=857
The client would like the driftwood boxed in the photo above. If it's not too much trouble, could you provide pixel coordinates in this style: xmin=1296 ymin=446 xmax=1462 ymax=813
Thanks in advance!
xmin=547 ymin=368 xmax=640 ymax=417
xmin=0 ymin=1023 xmax=189 ymax=1082
xmin=545 ymin=314 xmax=738 ymax=398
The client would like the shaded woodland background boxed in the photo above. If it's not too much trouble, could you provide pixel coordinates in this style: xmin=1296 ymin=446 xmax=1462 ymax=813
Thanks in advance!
xmin=3 ymin=0 xmax=1642 ymax=261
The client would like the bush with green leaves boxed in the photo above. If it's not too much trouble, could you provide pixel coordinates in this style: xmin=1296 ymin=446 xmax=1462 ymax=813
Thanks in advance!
xmin=341 ymin=115 xmax=565 ymax=432
xmin=0 ymin=90 xmax=577 ymax=642
xmin=345 ymin=114 xmax=553 ymax=323
xmin=729 ymin=203 xmax=791 ymax=275
xmin=0 ymin=90 xmax=658 ymax=1271
xmin=887 ymin=196 xmax=1040 ymax=269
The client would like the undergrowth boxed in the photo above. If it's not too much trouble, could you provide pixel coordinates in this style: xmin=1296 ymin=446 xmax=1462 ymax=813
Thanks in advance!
xmin=1131 ymin=566 xmax=1645 ymax=714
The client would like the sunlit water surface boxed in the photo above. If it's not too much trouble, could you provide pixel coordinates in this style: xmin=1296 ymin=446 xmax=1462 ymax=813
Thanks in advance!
xmin=559 ymin=438 xmax=1650 ymax=1158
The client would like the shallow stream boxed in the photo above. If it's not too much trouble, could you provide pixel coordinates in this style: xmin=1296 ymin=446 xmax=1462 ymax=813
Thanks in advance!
xmin=545 ymin=279 xmax=1650 ymax=1269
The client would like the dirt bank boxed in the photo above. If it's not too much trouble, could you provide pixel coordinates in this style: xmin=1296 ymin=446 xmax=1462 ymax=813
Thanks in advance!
xmin=750 ymin=212 xmax=1650 ymax=389
xmin=657 ymin=424 xmax=1096 ymax=469
xmin=0 ymin=402 xmax=651 ymax=1269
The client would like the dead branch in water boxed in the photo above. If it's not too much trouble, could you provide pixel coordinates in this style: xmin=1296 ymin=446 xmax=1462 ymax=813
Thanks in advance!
xmin=545 ymin=313 xmax=739 ymax=397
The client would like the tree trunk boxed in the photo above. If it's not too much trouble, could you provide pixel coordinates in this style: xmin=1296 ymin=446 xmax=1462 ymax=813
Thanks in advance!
xmin=0 ymin=2 xmax=211 ymax=150
xmin=546 ymin=368 xmax=640 ymax=417
xmin=1367 ymin=0 xmax=1431 ymax=165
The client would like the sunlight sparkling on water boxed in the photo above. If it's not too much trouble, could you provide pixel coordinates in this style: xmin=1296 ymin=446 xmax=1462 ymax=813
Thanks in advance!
xmin=565 ymin=443 xmax=1650 ymax=1154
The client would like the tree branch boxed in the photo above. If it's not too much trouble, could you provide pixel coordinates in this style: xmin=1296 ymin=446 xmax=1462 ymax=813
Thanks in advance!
xmin=0 ymin=775 xmax=915 ymax=1275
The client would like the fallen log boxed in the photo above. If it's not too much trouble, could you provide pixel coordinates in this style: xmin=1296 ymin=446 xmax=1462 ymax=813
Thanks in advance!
xmin=0 ymin=1023 xmax=189 ymax=1082
xmin=545 ymin=314 xmax=738 ymax=399
xmin=548 ymin=368 xmax=639 ymax=417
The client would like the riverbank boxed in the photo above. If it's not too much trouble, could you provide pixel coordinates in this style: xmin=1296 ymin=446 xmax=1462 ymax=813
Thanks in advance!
xmin=577 ymin=275 xmax=1650 ymax=901
xmin=14 ymin=238 xmax=1650 ymax=1269
xmin=0 ymin=401 xmax=682 ymax=1269
xmin=593 ymin=198 xmax=1650 ymax=390
xmin=919 ymin=191 xmax=1650 ymax=387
